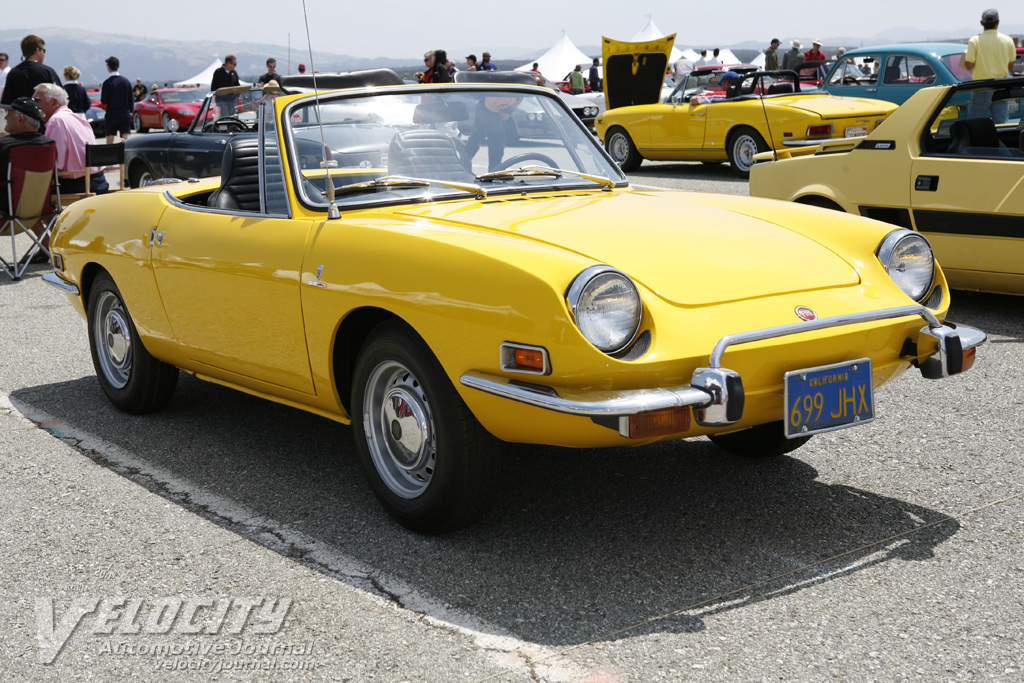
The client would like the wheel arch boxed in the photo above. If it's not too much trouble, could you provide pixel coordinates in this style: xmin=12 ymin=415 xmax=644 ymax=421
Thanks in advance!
xmin=332 ymin=306 xmax=409 ymax=415
xmin=126 ymin=157 xmax=154 ymax=188
xmin=790 ymin=186 xmax=853 ymax=213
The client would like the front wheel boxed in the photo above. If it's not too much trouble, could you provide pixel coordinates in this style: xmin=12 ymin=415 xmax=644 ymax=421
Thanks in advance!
xmin=129 ymin=163 xmax=153 ymax=188
xmin=162 ymin=112 xmax=172 ymax=130
xmin=351 ymin=321 xmax=501 ymax=534
xmin=605 ymin=127 xmax=643 ymax=171
xmin=87 ymin=273 xmax=178 ymax=413
xmin=133 ymin=112 xmax=148 ymax=133
xmin=726 ymin=127 xmax=768 ymax=178
xmin=708 ymin=421 xmax=811 ymax=458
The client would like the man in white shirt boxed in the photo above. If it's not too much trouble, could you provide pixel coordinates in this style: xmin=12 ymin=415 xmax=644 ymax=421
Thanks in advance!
xmin=33 ymin=83 xmax=109 ymax=194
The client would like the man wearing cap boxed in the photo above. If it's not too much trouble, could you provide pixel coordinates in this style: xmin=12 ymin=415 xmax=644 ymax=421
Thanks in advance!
xmin=693 ymin=71 xmax=741 ymax=104
xmin=804 ymin=40 xmax=826 ymax=62
xmin=479 ymin=52 xmax=497 ymax=71
xmin=0 ymin=97 xmax=55 ymax=260
xmin=782 ymin=40 xmax=804 ymax=71
xmin=963 ymin=8 xmax=1016 ymax=122
xmin=298 ymin=63 xmax=306 ymax=74
xmin=34 ymin=83 xmax=109 ymax=195
xmin=100 ymin=56 xmax=134 ymax=144
xmin=211 ymin=55 xmax=240 ymax=119
xmin=764 ymin=39 xmax=781 ymax=71
xmin=1 ymin=35 xmax=61 ymax=105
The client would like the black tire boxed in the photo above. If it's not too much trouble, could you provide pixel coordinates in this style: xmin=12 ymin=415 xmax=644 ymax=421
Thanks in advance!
xmin=726 ymin=126 xmax=768 ymax=178
xmin=604 ymin=126 xmax=643 ymax=171
xmin=133 ymin=112 xmax=148 ymax=133
xmin=708 ymin=421 xmax=812 ymax=458
xmin=351 ymin=320 xmax=501 ymax=534
xmin=162 ymin=112 xmax=172 ymax=130
xmin=87 ymin=272 xmax=178 ymax=414
xmin=129 ymin=163 xmax=153 ymax=189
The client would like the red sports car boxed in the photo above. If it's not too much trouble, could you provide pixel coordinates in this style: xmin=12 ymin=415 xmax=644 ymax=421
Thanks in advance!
xmin=131 ymin=88 xmax=204 ymax=132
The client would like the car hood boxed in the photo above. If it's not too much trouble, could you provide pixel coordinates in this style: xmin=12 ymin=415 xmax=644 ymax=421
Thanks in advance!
xmin=772 ymin=94 xmax=895 ymax=119
xmin=602 ymin=35 xmax=675 ymax=110
xmin=394 ymin=191 xmax=859 ymax=306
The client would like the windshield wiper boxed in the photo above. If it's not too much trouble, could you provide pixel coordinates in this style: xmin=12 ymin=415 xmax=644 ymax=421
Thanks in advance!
xmin=476 ymin=165 xmax=616 ymax=191
xmin=332 ymin=174 xmax=486 ymax=199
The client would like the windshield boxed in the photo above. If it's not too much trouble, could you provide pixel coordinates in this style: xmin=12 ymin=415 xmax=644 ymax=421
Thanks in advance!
xmin=161 ymin=90 xmax=204 ymax=104
xmin=193 ymin=89 xmax=266 ymax=133
xmin=286 ymin=88 xmax=625 ymax=207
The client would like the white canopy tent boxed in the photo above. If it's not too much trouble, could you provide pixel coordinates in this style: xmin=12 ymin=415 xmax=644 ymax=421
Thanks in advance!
xmin=515 ymin=32 xmax=593 ymax=82
xmin=174 ymin=59 xmax=251 ymax=88
xmin=630 ymin=15 xmax=683 ymax=64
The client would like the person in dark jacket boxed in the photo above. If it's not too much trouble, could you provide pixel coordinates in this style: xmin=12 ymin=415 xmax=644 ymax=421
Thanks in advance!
xmin=100 ymin=56 xmax=134 ymax=143
xmin=211 ymin=55 xmax=241 ymax=117
xmin=421 ymin=50 xmax=452 ymax=84
xmin=1 ymin=34 xmax=61 ymax=105
xmin=62 ymin=66 xmax=90 ymax=114
xmin=0 ymin=97 xmax=55 ymax=260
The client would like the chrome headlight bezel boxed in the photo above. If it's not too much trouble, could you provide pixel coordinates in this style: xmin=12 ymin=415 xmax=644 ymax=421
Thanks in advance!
xmin=877 ymin=229 xmax=935 ymax=302
xmin=566 ymin=265 xmax=643 ymax=355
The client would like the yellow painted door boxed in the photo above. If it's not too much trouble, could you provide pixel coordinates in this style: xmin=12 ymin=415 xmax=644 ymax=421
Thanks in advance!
xmin=151 ymin=205 xmax=316 ymax=393
xmin=646 ymin=102 xmax=709 ymax=151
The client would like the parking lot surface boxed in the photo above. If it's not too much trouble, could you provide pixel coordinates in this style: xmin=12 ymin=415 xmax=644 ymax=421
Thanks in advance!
xmin=1 ymin=163 xmax=1021 ymax=681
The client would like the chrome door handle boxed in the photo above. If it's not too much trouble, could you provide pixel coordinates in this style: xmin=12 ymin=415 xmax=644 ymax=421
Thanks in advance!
xmin=156 ymin=231 xmax=165 ymax=245
xmin=866 ymin=88 xmax=877 ymax=92
xmin=148 ymin=227 xmax=157 ymax=246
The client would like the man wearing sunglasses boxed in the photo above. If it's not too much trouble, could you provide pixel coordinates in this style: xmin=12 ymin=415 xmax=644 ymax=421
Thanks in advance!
xmin=1 ymin=35 xmax=61 ymax=106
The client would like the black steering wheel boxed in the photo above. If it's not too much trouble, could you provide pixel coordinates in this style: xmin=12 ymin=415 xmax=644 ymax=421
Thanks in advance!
xmin=494 ymin=153 xmax=559 ymax=171
xmin=210 ymin=116 xmax=247 ymax=133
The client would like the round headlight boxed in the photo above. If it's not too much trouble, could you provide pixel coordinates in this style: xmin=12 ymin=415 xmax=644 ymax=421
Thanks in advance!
xmin=585 ymin=106 xmax=599 ymax=117
xmin=567 ymin=266 xmax=642 ymax=353
xmin=878 ymin=229 xmax=934 ymax=302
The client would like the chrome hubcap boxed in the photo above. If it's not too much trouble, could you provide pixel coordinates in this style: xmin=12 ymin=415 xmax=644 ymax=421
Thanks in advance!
xmin=609 ymin=134 xmax=628 ymax=164
xmin=734 ymin=135 xmax=757 ymax=172
xmin=363 ymin=360 xmax=436 ymax=499
xmin=93 ymin=291 xmax=132 ymax=389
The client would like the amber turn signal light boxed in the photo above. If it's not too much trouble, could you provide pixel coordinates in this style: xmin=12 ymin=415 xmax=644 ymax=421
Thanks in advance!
xmin=627 ymin=406 xmax=691 ymax=439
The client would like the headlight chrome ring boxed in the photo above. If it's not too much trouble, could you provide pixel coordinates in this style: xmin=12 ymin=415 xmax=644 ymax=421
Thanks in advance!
xmin=566 ymin=265 xmax=643 ymax=354
xmin=878 ymin=229 xmax=935 ymax=303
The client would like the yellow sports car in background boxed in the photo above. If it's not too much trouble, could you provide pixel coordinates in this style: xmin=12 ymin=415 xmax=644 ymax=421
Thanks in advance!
xmin=44 ymin=71 xmax=984 ymax=533
xmin=595 ymin=38 xmax=897 ymax=177
xmin=750 ymin=77 xmax=1024 ymax=295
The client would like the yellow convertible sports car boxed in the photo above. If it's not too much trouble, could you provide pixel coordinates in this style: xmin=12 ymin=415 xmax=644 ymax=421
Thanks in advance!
xmin=595 ymin=38 xmax=897 ymax=177
xmin=750 ymin=77 xmax=1024 ymax=295
xmin=44 ymin=70 xmax=985 ymax=533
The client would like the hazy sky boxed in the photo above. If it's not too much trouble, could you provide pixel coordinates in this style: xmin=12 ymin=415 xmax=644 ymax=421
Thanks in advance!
xmin=4 ymin=1 xmax=1003 ymax=58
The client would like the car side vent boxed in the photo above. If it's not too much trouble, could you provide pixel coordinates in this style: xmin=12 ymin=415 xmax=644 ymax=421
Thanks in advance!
xmin=618 ymin=330 xmax=651 ymax=361
xmin=858 ymin=206 xmax=913 ymax=230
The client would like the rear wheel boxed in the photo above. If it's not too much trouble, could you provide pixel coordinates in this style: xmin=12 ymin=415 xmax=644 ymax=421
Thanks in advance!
xmin=351 ymin=320 xmax=501 ymax=534
xmin=133 ymin=112 xmax=148 ymax=133
xmin=709 ymin=421 xmax=811 ymax=458
xmin=87 ymin=272 xmax=178 ymax=413
xmin=727 ymin=126 xmax=768 ymax=178
xmin=605 ymin=127 xmax=643 ymax=171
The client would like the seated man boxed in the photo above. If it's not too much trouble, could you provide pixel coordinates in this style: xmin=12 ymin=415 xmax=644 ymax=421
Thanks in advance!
xmin=460 ymin=96 xmax=521 ymax=172
xmin=33 ymin=83 xmax=109 ymax=194
xmin=691 ymin=71 xmax=741 ymax=104
xmin=0 ymin=97 xmax=55 ymax=263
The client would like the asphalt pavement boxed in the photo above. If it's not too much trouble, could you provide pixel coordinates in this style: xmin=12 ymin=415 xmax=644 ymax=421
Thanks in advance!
xmin=1 ymin=166 xmax=1022 ymax=681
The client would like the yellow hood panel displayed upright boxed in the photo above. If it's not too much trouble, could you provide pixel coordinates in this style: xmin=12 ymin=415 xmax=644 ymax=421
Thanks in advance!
xmin=602 ymin=35 xmax=675 ymax=110
xmin=395 ymin=192 xmax=859 ymax=306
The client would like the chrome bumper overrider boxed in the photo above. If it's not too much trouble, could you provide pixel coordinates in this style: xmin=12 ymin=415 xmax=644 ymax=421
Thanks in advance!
xmin=460 ymin=304 xmax=986 ymax=431
xmin=42 ymin=272 xmax=80 ymax=296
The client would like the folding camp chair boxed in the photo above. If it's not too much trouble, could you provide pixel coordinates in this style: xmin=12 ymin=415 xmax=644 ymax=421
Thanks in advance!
xmin=0 ymin=143 xmax=58 ymax=280
xmin=56 ymin=141 xmax=126 ymax=200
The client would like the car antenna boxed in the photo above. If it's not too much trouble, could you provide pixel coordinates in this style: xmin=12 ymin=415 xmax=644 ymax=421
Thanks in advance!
xmin=758 ymin=71 xmax=780 ymax=163
xmin=301 ymin=0 xmax=340 ymax=219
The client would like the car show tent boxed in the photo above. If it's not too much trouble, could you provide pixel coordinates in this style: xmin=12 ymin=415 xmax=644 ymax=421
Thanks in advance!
xmin=515 ymin=32 xmax=593 ymax=82
xmin=630 ymin=15 xmax=684 ymax=64
xmin=174 ymin=59 xmax=251 ymax=88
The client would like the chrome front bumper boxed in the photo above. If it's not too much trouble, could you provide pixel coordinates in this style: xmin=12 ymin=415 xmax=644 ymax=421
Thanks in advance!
xmin=42 ymin=272 xmax=80 ymax=296
xmin=460 ymin=304 xmax=986 ymax=433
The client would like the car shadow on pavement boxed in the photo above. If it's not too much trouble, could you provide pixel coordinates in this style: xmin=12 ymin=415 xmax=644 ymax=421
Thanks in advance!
xmin=12 ymin=373 xmax=960 ymax=647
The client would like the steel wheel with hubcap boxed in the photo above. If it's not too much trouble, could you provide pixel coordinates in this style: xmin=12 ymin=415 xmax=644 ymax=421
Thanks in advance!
xmin=351 ymin=320 xmax=501 ymax=533
xmin=727 ymin=126 xmax=768 ymax=178
xmin=605 ymin=127 xmax=643 ymax=171
xmin=87 ymin=272 xmax=178 ymax=413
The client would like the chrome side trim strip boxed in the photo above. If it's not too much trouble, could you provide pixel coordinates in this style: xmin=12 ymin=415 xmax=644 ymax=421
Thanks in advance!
xmin=782 ymin=136 xmax=857 ymax=147
xmin=708 ymin=305 xmax=942 ymax=368
xmin=42 ymin=272 xmax=80 ymax=296
xmin=459 ymin=371 xmax=712 ymax=417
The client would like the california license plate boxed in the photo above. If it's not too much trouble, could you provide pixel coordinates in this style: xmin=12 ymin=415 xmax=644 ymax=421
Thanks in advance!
xmin=845 ymin=126 xmax=868 ymax=138
xmin=784 ymin=359 xmax=873 ymax=438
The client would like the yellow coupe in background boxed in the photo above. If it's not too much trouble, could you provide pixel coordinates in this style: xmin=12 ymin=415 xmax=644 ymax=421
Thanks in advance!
xmin=44 ymin=71 xmax=984 ymax=533
xmin=595 ymin=38 xmax=897 ymax=177
xmin=750 ymin=77 xmax=1024 ymax=295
